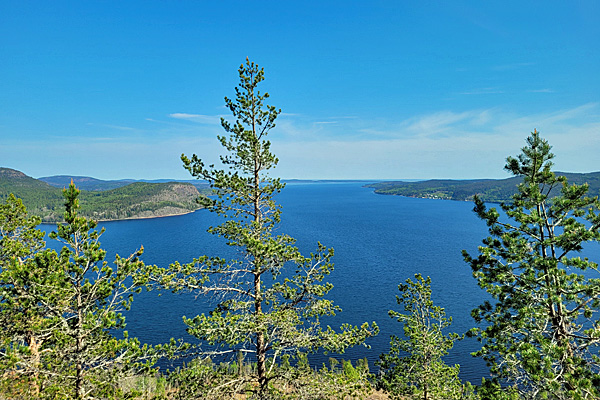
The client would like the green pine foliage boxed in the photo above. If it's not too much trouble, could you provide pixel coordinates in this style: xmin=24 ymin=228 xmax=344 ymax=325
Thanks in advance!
xmin=463 ymin=130 xmax=600 ymax=399
xmin=0 ymin=194 xmax=61 ymax=397
xmin=377 ymin=274 xmax=477 ymax=400
xmin=0 ymin=185 xmax=155 ymax=399
xmin=146 ymin=58 xmax=378 ymax=398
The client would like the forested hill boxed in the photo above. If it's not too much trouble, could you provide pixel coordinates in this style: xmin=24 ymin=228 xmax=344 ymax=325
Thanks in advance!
xmin=367 ymin=171 xmax=600 ymax=203
xmin=39 ymin=174 xmax=210 ymax=191
xmin=0 ymin=168 xmax=204 ymax=222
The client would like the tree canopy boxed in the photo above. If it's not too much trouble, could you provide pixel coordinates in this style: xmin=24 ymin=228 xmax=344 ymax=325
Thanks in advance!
xmin=377 ymin=274 xmax=471 ymax=400
xmin=0 ymin=185 xmax=154 ymax=399
xmin=464 ymin=130 xmax=600 ymax=399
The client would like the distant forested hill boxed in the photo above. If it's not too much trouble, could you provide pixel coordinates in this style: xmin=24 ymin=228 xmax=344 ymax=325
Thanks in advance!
xmin=367 ymin=171 xmax=600 ymax=203
xmin=39 ymin=174 xmax=210 ymax=192
xmin=38 ymin=175 xmax=137 ymax=191
xmin=0 ymin=168 xmax=205 ymax=222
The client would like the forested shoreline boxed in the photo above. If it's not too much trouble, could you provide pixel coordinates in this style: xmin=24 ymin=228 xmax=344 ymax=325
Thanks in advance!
xmin=367 ymin=171 xmax=600 ymax=203
xmin=0 ymin=168 xmax=205 ymax=223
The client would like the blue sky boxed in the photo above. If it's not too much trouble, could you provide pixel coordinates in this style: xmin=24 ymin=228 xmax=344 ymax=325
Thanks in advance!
xmin=1 ymin=1 xmax=599 ymax=180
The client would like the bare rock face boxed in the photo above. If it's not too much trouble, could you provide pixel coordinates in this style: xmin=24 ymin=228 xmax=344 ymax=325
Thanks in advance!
xmin=124 ymin=206 xmax=195 ymax=220
xmin=124 ymin=183 xmax=203 ymax=220
xmin=92 ymin=183 xmax=204 ymax=221
xmin=149 ymin=183 xmax=200 ymax=203
xmin=0 ymin=168 xmax=28 ymax=178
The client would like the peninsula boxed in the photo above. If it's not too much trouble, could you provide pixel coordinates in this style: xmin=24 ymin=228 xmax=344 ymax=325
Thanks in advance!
xmin=0 ymin=168 xmax=206 ymax=223
xmin=366 ymin=171 xmax=600 ymax=203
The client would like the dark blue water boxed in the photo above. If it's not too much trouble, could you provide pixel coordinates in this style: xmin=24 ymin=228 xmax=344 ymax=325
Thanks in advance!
xmin=43 ymin=182 xmax=497 ymax=383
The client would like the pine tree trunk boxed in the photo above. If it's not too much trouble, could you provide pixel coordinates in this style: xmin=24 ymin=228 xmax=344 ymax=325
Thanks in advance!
xmin=75 ymin=287 xmax=84 ymax=400
xmin=254 ymin=271 xmax=268 ymax=393
xmin=257 ymin=333 xmax=267 ymax=393
xmin=27 ymin=333 xmax=40 ymax=396
xmin=252 ymin=107 xmax=269 ymax=394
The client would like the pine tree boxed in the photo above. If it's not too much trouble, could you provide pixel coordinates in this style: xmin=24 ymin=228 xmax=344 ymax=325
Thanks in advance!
xmin=0 ymin=194 xmax=63 ymax=396
xmin=48 ymin=182 xmax=152 ymax=399
xmin=1 ymin=186 xmax=154 ymax=399
xmin=463 ymin=130 xmax=600 ymax=399
xmin=377 ymin=274 xmax=473 ymax=400
xmin=151 ymin=58 xmax=378 ymax=397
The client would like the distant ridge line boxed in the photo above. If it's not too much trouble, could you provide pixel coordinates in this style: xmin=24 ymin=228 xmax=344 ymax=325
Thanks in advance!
xmin=366 ymin=171 xmax=600 ymax=203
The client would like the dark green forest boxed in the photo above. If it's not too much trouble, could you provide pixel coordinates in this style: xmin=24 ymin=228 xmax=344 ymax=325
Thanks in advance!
xmin=0 ymin=168 xmax=204 ymax=222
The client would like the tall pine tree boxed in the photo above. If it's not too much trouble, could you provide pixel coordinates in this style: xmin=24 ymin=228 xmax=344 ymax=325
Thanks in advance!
xmin=151 ymin=58 xmax=377 ymax=397
xmin=464 ymin=130 xmax=600 ymax=399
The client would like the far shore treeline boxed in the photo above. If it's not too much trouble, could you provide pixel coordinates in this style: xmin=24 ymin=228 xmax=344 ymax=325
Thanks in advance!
xmin=368 ymin=171 xmax=600 ymax=203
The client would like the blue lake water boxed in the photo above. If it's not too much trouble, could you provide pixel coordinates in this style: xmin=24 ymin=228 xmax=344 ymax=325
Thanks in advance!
xmin=42 ymin=182 xmax=521 ymax=383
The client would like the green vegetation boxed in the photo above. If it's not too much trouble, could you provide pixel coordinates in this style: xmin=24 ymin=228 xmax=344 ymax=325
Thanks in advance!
xmin=368 ymin=171 xmax=600 ymax=203
xmin=39 ymin=174 xmax=211 ymax=192
xmin=378 ymin=274 xmax=475 ymax=400
xmin=0 ymin=187 xmax=155 ymax=399
xmin=163 ymin=355 xmax=373 ymax=400
xmin=464 ymin=130 xmax=600 ymax=398
xmin=0 ymin=168 xmax=203 ymax=222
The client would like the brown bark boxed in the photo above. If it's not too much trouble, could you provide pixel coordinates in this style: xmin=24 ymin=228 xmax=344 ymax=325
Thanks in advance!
xmin=75 ymin=283 xmax=84 ymax=400
xmin=26 ymin=333 xmax=40 ymax=396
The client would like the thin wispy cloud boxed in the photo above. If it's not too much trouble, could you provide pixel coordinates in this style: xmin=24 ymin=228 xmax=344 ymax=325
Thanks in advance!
xmin=403 ymin=111 xmax=476 ymax=135
xmin=270 ymin=103 xmax=600 ymax=145
xmin=537 ymin=102 xmax=598 ymax=124
xmin=169 ymin=113 xmax=222 ymax=124
xmin=86 ymin=123 xmax=137 ymax=131
xmin=527 ymin=88 xmax=554 ymax=93
xmin=268 ymin=103 xmax=600 ymax=179
xmin=169 ymin=113 xmax=200 ymax=119
xmin=5 ymin=103 xmax=598 ymax=180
